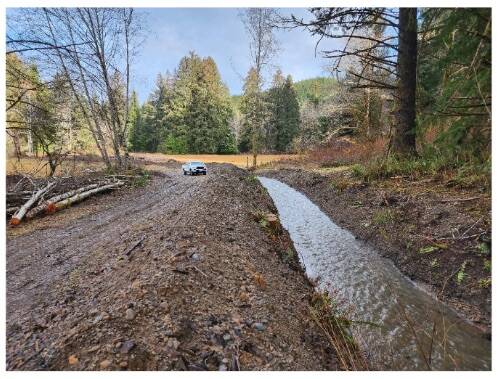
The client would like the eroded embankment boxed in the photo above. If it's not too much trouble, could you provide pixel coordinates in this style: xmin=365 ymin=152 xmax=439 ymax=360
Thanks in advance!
xmin=7 ymin=162 xmax=339 ymax=370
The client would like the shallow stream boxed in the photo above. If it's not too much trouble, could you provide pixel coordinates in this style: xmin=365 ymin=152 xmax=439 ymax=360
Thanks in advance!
xmin=258 ymin=176 xmax=491 ymax=370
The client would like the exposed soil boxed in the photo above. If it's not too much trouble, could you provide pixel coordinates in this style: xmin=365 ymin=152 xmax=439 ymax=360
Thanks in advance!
xmin=259 ymin=163 xmax=491 ymax=334
xmin=6 ymin=161 xmax=338 ymax=370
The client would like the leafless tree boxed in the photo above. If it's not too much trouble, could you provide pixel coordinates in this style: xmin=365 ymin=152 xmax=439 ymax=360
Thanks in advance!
xmin=239 ymin=8 xmax=279 ymax=167
xmin=7 ymin=7 xmax=142 ymax=170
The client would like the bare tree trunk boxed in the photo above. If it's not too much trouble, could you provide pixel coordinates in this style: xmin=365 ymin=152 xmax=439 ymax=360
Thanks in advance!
xmin=122 ymin=9 xmax=133 ymax=170
xmin=392 ymin=8 xmax=417 ymax=155
xmin=365 ymin=88 xmax=371 ymax=138
xmin=27 ymin=128 xmax=33 ymax=155
xmin=10 ymin=181 xmax=56 ymax=225
xmin=12 ymin=130 xmax=22 ymax=161
xmin=81 ymin=8 xmax=124 ymax=169
xmin=44 ymin=9 xmax=112 ymax=169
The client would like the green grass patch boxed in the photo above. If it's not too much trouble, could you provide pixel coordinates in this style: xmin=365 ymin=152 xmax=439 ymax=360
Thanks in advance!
xmin=456 ymin=261 xmax=468 ymax=285
xmin=372 ymin=209 xmax=396 ymax=226
xmin=483 ymin=259 xmax=491 ymax=272
xmin=132 ymin=170 xmax=151 ymax=187
xmin=350 ymin=154 xmax=490 ymax=191
xmin=478 ymin=278 xmax=491 ymax=289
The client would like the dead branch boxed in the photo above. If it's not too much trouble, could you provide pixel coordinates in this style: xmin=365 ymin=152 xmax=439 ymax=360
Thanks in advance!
xmin=123 ymin=236 xmax=145 ymax=259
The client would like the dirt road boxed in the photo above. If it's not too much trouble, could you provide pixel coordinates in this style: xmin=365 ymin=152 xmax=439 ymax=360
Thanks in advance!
xmin=6 ymin=161 xmax=337 ymax=370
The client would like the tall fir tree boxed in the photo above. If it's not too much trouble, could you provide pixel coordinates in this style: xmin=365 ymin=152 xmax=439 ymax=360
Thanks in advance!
xmin=238 ymin=67 xmax=267 ymax=154
xmin=266 ymin=71 xmax=300 ymax=151
xmin=165 ymin=52 xmax=236 ymax=154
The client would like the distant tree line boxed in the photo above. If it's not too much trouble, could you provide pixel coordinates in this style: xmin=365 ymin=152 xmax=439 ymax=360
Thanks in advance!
xmin=128 ymin=53 xmax=236 ymax=154
xmin=128 ymin=53 xmax=301 ymax=155
xmin=6 ymin=8 xmax=490 ymax=170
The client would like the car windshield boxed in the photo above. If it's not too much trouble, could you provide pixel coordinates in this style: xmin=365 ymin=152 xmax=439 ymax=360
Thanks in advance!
xmin=191 ymin=162 xmax=204 ymax=166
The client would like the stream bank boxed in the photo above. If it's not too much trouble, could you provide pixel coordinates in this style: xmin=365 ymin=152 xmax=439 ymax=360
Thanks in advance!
xmin=258 ymin=176 xmax=490 ymax=370
xmin=258 ymin=165 xmax=491 ymax=334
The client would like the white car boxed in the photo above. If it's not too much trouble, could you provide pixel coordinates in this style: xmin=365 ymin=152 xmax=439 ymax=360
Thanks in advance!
xmin=182 ymin=161 xmax=207 ymax=175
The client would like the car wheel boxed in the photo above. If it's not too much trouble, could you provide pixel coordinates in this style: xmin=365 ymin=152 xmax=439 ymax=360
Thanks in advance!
xmin=183 ymin=170 xmax=187 ymax=175
xmin=203 ymin=172 xmax=206 ymax=175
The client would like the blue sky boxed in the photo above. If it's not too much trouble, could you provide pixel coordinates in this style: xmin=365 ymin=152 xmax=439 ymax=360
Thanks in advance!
xmin=132 ymin=8 xmax=341 ymax=102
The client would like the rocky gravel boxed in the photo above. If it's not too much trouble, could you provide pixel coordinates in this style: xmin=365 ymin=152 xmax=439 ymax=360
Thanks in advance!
xmin=6 ymin=161 xmax=337 ymax=370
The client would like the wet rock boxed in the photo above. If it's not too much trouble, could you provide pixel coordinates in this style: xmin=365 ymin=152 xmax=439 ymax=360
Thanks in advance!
xmin=191 ymin=253 xmax=201 ymax=261
xmin=125 ymin=309 xmax=136 ymax=320
xmin=211 ymin=325 xmax=222 ymax=334
xmin=120 ymin=340 xmax=135 ymax=354
xmin=166 ymin=338 xmax=180 ymax=350
xmin=253 ymin=322 xmax=266 ymax=331
xmin=100 ymin=359 xmax=111 ymax=369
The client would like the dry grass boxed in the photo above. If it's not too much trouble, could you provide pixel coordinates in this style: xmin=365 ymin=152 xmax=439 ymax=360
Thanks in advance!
xmin=307 ymin=137 xmax=388 ymax=168
xmin=132 ymin=152 xmax=299 ymax=168
xmin=6 ymin=153 xmax=299 ymax=178
xmin=6 ymin=156 xmax=105 ymax=177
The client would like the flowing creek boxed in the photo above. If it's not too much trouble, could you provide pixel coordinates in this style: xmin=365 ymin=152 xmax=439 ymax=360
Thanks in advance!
xmin=258 ymin=177 xmax=491 ymax=370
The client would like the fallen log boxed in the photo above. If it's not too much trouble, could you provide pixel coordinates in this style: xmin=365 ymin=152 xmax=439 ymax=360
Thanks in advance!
xmin=26 ymin=183 xmax=102 ymax=219
xmin=10 ymin=182 xmax=56 ymax=226
xmin=51 ymin=181 xmax=124 ymax=212
xmin=7 ymin=206 xmax=19 ymax=216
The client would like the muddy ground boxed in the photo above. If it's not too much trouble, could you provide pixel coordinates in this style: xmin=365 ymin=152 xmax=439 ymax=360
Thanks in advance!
xmin=6 ymin=161 xmax=338 ymax=370
xmin=259 ymin=164 xmax=491 ymax=333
